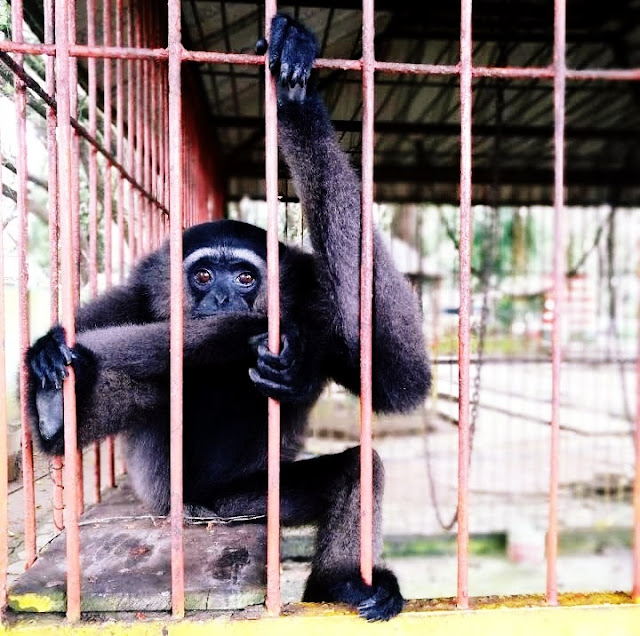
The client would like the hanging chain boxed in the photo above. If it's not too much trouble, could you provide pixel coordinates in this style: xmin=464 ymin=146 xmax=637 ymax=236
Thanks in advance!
xmin=470 ymin=47 xmax=505 ymax=449
xmin=425 ymin=50 xmax=506 ymax=531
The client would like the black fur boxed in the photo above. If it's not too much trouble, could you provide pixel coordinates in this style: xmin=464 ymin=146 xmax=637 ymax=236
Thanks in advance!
xmin=25 ymin=14 xmax=430 ymax=621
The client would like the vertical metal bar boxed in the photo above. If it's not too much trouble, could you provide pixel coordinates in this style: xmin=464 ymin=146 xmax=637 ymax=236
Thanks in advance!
xmin=135 ymin=9 xmax=144 ymax=255
xmin=107 ymin=0 xmax=125 ymax=489
xmin=55 ymin=0 xmax=82 ymax=620
xmin=168 ymin=0 xmax=185 ymax=618
xmin=263 ymin=0 xmax=281 ymax=616
xmin=66 ymin=0 xmax=84 ymax=517
xmin=457 ymin=0 xmax=473 ymax=610
xmin=0 ymin=135 xmax=8 ymax=613
xmin=547 ymin=0 xmax=566 ymax=607
xmin=44 ymin=0 xmax=65 ymax=532
xmin=103 ymin=0 xmax=113 ymax=289
xmin=359 ymin=0 xmax=375 ymax=587
xmin=127 ymin=5 xmax=136 ymax=265
xmin=142 ymin=1 xmax=151 ymax=252
xmin=150 ymin=7 xmax=159 ymax=248
xmin=87 ymin=0 xmax=101 ymax=505
xmin=116 ymin=0 xmax=125 ymax=284
xmin=634 ymin=297 xmax=640 ymax=601
xmin=12 ymin=0 xmax=37 ymax=569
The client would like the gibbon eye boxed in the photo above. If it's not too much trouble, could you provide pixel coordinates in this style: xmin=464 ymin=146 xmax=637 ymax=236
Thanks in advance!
xmin=194 ymin=268 xmax=212 ymax=285
xmin=236 ymin=272 xmax=255 ymax=286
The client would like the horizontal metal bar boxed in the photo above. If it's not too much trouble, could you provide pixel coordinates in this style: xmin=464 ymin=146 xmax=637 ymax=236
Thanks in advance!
xmin=1 ymin=41 xmax=639 ymax=82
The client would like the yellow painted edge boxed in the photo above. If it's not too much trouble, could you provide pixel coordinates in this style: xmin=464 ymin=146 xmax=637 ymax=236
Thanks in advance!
xmin=5 ymin=593 xmax=60 ymax=614
xmin=2 ymin=598 xmax=640 ymax=636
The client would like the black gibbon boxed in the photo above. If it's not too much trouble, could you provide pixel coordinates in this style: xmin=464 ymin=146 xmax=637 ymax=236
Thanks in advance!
xmin=26 ymin=14 xmax=430 ymax=621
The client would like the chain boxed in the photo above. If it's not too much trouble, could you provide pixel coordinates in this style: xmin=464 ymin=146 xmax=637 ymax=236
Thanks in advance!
xmin=424 ymin=51 xmax=505 ymax=531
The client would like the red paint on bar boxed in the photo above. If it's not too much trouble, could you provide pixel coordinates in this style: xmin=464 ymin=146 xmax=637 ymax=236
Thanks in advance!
xmin=0 ymin=136 xmax=8 ymax=613
xmin=634 ymin=309 xmax=640 ymax=600
xmin=12 ymin=0 xmax=37 ymax=571
xmin=87 ymin=0 xmax=101 ymax=505
xmin=104 ymin=0 xmax=114 ymax=290
xmin=263 ymin=0 xmax=281 ymax=616
xmin=43 ymin=0 xmax=64 ymax=532
xmin=135 ymin=7 xmax=144 ymax=257
xmin=116 ymin=0 xmax=126 ymax=287
xmin=149 ymin=7 xmax=159 ymax=249
xmin=127 ymin=7 xmax=137 ymax=266
xmin=457 ymin=0 xmax=473 ymax=611
xmin=68 ymin=0 xmax=84 ymax=518
xmin=359 ymin=0 xmax=375 ymax=588
xmin=1 ymin=37 xmax=640 ymax=82
xmin=168 ymin=0 xmax=185 ymax=618
xmin=55 ymin=0 xmax=82 ymax=621
xmin=547 ymin=0 xmax=566 ymax=607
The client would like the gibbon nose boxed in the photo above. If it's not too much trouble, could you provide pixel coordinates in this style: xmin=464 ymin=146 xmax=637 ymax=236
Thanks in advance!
xmin=214 ymin=293 xmax=229 ymax=306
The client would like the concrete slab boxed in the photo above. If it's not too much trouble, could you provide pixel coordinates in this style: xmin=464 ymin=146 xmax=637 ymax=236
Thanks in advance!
xmin=8 ymin=483 xmax=267 ymax=613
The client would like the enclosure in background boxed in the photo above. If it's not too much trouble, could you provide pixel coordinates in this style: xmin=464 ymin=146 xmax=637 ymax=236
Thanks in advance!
xmin=0 ymin=0 xmax=639 ymax=629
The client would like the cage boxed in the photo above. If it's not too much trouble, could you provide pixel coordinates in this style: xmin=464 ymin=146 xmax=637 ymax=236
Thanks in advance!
xmin=0 ymin=0 xmax=639 ymax=633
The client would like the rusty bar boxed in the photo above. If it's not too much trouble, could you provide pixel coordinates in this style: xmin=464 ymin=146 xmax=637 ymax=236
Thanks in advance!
xmin=86 ymin=0 xmax=101 ymax=505
xmin=0 ymin=134 xmax=8 ymax=613
xmin=132 ymin=4 xmax=144 ymax=259
xmin=167 ymin=0 xmax=185 ymax=618
xmin=634 ymin=296 xmax=640 ymax=600
xmin=116 ymin=0 xmax=125 ymax=286
xmin=546 ymin=0 xmax=566 ymax=607
xmin=150 ymin=5 xmax=158 ymax=248
xmin=106 ymin=0 xmax=123 ymax=488
xmin=55 ymin=0 xmax=82 ymax=621
xmin=263 ymin=0 xmax=281 ymax=616
xmin=104 ymin=0 xmax=114 ymax=290
xmin=163 ymin=65 xmax=170 ymax=219
xmin=135 ymin=5 xmax=144 ymax=257
xmin=1 ymin=36 xmax=640 ymax=81
xmin=359 ymin=0 xmax=375 ymax=588
xmin=68 ymin=0 xmax=84 ymax=518
xmin=43 ymin=0 xmax=65 ymax=532
xmin=142 ymin=1 xmax=152 ymax=252
xmin=456 ymin=0 xmax=473 ymax=611
xmin=12 ymin=0 xmax=37 ymax=570
xmin=127 ymin=6 xmax=137 ymax=265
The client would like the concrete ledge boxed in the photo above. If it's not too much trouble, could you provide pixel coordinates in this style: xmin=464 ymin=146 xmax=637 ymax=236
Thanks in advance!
xmin=8 ymin=484 xmax=266 ymax=613
xmin=2 ymin=595 xmax=640 ymax=635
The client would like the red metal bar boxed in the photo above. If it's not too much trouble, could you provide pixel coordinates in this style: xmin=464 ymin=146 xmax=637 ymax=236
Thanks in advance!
xmin=0 ymin=135 xmax=8 ymax=614
xmin=55 ymin=0 xmax=82 ymax=621
xmin=12 ymin=0 xmax=37 ymax=570
xmin=167 ymin=0 xmax=185 ymax=618
xmin=104 ymin=0 xmax=114 ymax=290
xmin=127 ymin=7 xmax=137 ymax=266
xmin=263 ymin=0 xmax=281 ymax=616
xmin=547 ymin=0 xmax=566 ymax=607
xmin=135 ymin=6 xmax=144 ymax=257
xmin=44 ymin=0 xmax=65 ymax=533
xmin=68 ymin=0 xmax=84 ymax=518
xmin=456 ymin=0 xmax=473 ymax=611
xmin=141 ymin=1 xmax=149 ymax=252
xmin=2 ymin=37 xmax=640 ymax=82
xmin=359 ymin=0 xmax=375 ymax=588
xmin=87 ymin=0 xmax=101 ymax=505
xmin=116 ymin=0 xmax=126 ymax=285
xmin=150 ymin=7 xmax=159 ymax=248
xmin=634 ymin=299 xmax=640 ymax=600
